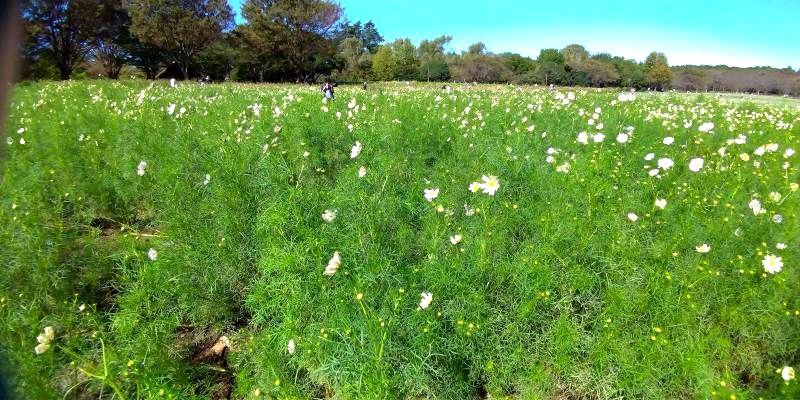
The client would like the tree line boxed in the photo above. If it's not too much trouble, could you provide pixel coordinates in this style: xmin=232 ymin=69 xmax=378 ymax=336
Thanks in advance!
xmin=18 ymin=0 xmax=800 ymax=94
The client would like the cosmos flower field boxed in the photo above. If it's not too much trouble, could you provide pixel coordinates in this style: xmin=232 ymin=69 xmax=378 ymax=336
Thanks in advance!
xmin=1 ymin=81 xmax=799 ymax=399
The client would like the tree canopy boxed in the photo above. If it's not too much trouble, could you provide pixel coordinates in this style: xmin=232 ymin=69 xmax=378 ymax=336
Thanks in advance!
xmin=16 ymin=2 xmax=800 ymax=95
xmin=127 ymin=0 xmax=233 ymax=80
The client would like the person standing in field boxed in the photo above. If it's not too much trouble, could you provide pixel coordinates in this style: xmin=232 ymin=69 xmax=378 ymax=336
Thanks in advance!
xmin=322 ymin=81 xmax=335 ymax=100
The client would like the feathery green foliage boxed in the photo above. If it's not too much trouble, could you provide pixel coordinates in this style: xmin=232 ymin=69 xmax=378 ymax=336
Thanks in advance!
xmin=1 ymin=81 xmax=799 ymax=399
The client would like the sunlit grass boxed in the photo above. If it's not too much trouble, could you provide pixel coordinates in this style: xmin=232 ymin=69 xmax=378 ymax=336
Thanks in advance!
xmin=1 ymin=80 xmax=798 ymax=399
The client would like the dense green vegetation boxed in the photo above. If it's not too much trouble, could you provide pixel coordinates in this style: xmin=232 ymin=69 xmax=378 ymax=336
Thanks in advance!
xmin=1 ymin=81 xmax=799 ymax=399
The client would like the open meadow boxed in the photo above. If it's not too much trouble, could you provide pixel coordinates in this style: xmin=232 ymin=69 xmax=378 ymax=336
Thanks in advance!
xmin=1 ymin=81 xmax=799 ymax=399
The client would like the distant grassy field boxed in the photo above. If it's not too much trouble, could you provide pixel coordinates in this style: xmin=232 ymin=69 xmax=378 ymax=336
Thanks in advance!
xmin=1 ymin=81 xmax=799 ymax=399
xmin=667 ymin=91 xmax=800 ymax=108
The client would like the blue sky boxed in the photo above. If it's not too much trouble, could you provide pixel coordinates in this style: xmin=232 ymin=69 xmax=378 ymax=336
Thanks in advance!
xmin=227 ymin=0 xmax=800 ymax=68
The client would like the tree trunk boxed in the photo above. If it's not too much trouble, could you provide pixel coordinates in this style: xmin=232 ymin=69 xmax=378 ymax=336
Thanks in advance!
xmin=58 ymin=64 xmax=71 ymax=80
xmin=181 ymin=64 xmax=189 ymax=80
xmin=108 ymin=67 xmax=121 ymax=80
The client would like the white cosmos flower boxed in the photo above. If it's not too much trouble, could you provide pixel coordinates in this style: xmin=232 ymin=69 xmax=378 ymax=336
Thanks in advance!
xmin=627 ymin=213 xmax=638 ymax=222
xmin=655 ymin=199 xmax=667 ymax=209
xmin=419 ymin=292 xmax=433 ymax=309
xmin=546 ymin=155 xmax=555 ymax=163
xmin=358 ymin=166 xmax=367 ymax=177
xmin=35 ymin=326 xmax=54 ymax=355
xmin=137 ymin=161 xmax=147 ymax=176
xmin=323 ymin=251 xmax=341 ymax=276
xmin=450 ymin=234 xmax=462 ymax=245
xmin=644 ymin=153 xmax=655 ymax=161
xmin=781 ymin=366 xmax=795 ymax=381
xmin=19 ymin=138 xmax=26 ymax=145
xmin=468 ymin=182 xmax=482 ymax=193
xmin=576 ymin=131 xmax=589 ymax=144
xmin=203 ymin=174 xmax=211 ymax=185
xmin=754 ymin=146 xmax=765 ymax=156
xmin=463 ymin=204 xmax=475 ymax=216
xmin=749 ymin=199 xmax=764 ymax=215
xmin=34 ymin=343 xmax=50 ymax=355
xmin=698 ymin=122 xmax=714 ymax=132
xmin=424 ymin=188 xmax=439 ymax=202
xmin=287 ymin=339 xmax=296 ymax=354
xmin=762 ymin=254 xmax=783 ymax=274
xmin=648 ymin=169 xmax=660 ymax=176
xmin=616 ymin=133 xmax=629 ymax=143
xmin=766 ymin=143 xmax=778 ymax=152
xmin=322 ymin=209 xmax=337 ymax=223
xmin=696 ymin=243 xmax=711 ymax=253
xmin=776 ymin=243 xmax=786 ymax=250
xmin=480 ymin=175 xmax=500 ymax=196
xmin=592 ymin=133 xmax=605 ymax=143
xmin=773 ymin=214 xmax=783 ymax=223
xmin=350 ymin=141 xmax=362 ymax=158
xmin=657 ymin=158 xmax=674 ymax=170
xmin=663 ymin=136 xmax=674 ymax=145
xmin=688 ymin=158 xmax=704 ymax=172
xmin=147 ymin=248 xmax=158 ymax=261
xmin=769 ymin=192 xmax=781 ymax=202
xmin=167 ymin=103 xmax=176 ymax=115
xmin=618 ymin=93 xmax=635 ymax=102
xmin=784 ymin=148 xmax=795 ymax=158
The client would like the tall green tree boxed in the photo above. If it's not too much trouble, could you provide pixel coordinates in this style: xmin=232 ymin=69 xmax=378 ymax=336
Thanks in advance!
xmin=124 ymin=39 xmax=165 ymax=80
xmin=337 ymin=36 xmax=370 ymax=80
xmin=536 ymin=48 xmax=566 ymax=85
xmin=499 ymin=53 xmax=537 ymax=84
xmin=371 ymin=45 xmax=396 ymax=81
xmin=644 ymin=51 xmax=668 ymax=71
xmin=21 ymin=0 xmax=96 ymax=80
xmin=608 ymin=57 xmax=647 ymax=89
xmin=417 ymin=35 xmax=451 ymax=81
xmin=537 ymin=48 xmax=564 ymax=64
xmin=449 ymin=50 xmax=511 ymax=83
xmin=87 ymin=0 xmax=135 ymax=79
xmin=195 ymin=36 xmax=240 ymax=80
xmin=127 ymin=0 xmax=233 ymax=80
xmin=333 ymin=20 xmax=383 ymax=53
xmin=582 ymin=59 xmax=619 ymax=87
xmin=648 ymin=63 xmax=673 ymax=90
xmin=561 ymin=43 xmax=589 ymax=70
xmin=644 ymin=51 xmax=672 ymax=90
xmin=240 ymin=0 xmax=342 ymax=82
xmin=390 ymin=38 xmax=418 ymax=80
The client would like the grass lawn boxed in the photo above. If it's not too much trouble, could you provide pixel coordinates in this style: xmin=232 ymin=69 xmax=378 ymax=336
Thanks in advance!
xmin=1 ymin=81 xmax=799 ymax=399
